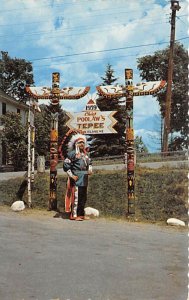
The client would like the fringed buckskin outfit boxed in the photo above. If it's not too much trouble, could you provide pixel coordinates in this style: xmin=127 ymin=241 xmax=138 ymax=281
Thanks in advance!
xmin=63 ymin=134 xmax=92 ymax=220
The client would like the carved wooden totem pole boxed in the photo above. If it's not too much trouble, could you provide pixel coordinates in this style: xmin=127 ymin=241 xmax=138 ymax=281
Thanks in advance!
xmin=96 ymin=69 xmax=166 ymax=214
xmin=125 ymin=69 xmax=135 ymax=214
xmin=49 ymin=72 xmax=60 ymax=210
xmin=26 ymin=73 xmax=90 ymax=210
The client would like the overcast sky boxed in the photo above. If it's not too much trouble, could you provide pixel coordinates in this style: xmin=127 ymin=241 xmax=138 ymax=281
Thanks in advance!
xmin=0 ymin=0 xmax=188 ymax=151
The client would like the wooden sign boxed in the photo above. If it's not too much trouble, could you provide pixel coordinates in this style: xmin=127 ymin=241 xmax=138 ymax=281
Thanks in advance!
xmin=66 ymin=99 xmax=117 ymax=134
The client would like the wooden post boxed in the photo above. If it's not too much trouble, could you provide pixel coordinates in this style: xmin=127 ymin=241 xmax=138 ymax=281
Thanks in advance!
xmin=49 ymin=72 xmax=60 ymax=210
xmin=31 ymin=126 xmax=35 ymax=184
xmin=162 ymin=0 xmax=180 ymax=152
xmin=27 ymin=99 xmax=40 ymax=207
xmin=27 ymin=99 xmax=32 ymax=207
xmin=125 ymin=69 xmax=135 ymax=214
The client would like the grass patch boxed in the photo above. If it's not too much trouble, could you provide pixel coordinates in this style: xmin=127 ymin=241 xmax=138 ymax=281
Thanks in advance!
xmin=0 ymin=167 xmax=187 ymax=223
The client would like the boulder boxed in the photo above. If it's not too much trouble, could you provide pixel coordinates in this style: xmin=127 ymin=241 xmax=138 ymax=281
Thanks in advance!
xmin=167 ymin=218 xmax=185 ymax=227
xmin=84 ymin=207 xmax=99 ymax=217
xmin=11 ymin=200 xmax=25 ymax=212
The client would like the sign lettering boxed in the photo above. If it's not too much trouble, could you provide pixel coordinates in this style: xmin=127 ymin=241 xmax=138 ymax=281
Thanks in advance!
xmin=66 ymin=99 xmax=117 ymax=134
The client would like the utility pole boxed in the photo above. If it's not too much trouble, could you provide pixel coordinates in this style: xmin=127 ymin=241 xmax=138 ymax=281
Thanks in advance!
xmin=162 ymin=0 xmax=180 ymax=153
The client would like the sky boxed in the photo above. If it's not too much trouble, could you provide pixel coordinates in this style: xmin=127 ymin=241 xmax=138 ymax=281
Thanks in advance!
xmin=0 ymin=0 xmax=188 ymax=152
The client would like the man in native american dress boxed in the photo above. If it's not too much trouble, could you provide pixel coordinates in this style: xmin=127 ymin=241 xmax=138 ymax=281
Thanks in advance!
xmin=63 ymin=133 xmax=92 ymax=221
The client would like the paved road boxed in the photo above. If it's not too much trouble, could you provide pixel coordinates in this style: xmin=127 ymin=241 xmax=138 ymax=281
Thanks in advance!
xmin=0 ymin=160 xmax=187 ymax=181
xmin=0 ymin=210 xmax=187 ymax=300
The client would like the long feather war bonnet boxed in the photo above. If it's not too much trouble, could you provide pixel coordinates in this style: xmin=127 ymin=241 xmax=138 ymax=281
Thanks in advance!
xmin=67 ymin=133 xmax=87 ymax=152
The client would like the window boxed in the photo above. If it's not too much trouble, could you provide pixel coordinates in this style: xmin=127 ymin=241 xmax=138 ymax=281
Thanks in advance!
xmin=2 ymin=102 xmax=6 ymax=115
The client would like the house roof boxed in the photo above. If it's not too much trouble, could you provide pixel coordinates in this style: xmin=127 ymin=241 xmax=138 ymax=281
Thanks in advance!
xmin=0 ymin=89 xmax=28 ymax=110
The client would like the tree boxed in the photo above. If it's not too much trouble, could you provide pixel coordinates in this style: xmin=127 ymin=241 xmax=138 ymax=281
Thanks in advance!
xmin=135 ymin=136 xmax=148 ymax=153
xmin=0 ymin=112 xmax=28 ymax=170
xmin=0 ymin=51 xmax=34 ymax=102
xmin=100 ymin=63 xmax=118 ymax=85
xmin=34 ymin=104 xmax=51 ymax=157
xmin=0 ymin=103 xmax=70 ymax=170
xmin=90 ymin=64 xmax=126 ymax=157
xmin=137 ymin=42 xmax=188 ymax=150
xmin=34 ymin=102 xmax=68 ymax=160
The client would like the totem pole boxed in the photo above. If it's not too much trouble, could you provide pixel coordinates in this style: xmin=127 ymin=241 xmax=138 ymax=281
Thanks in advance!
xmin=96 ymin=69 xmax=166 ymax=214
xmin=125 ymin=69 xmax=135 ymax=214
xmin=27 ymin=99 xmax=41 ymax=207
xmin=26 ymin=74 xmax=90 ymax=210
xmin=27 ymin=99 xmax=32 ymax=207
xmin=49 ymin=73 xmax=60 ymax=210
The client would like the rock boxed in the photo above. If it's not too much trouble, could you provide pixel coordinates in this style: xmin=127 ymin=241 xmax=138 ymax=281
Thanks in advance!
xmin=84 ymin=207 xmax=99 ymax=217
xmin=11 ymin=200 xmax=25 ymax=212
xmin=167 ymin=218 xmax=185 ymax=227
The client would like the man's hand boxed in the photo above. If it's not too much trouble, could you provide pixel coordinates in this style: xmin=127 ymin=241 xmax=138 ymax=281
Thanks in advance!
xmin=72 ymin=175 xmax=78 ymax=181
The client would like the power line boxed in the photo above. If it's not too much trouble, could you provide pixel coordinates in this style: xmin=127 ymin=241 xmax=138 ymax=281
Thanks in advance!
xmin=2 ymin=7 xmax=187 ymax=27
xmin=0 ymin=9 xmax=155 ymax=23
xmin=0 ymin=15 xmax=169 ymax=37
xmin=0 ymin=20 xmax=46 ymax=27
xmin=29 ymin=36 xmax=188 ymax=62
xmin=0 ymin=11 xmax=186 ymax=42
xmin=1 ymin=13 xmax=185 ymax=28
xmin=176 ymin=15 xmax=188 ymax=26
xmin=33 ymin=51 xmax=161 ymax=69
xmin=0 ymin=20 xmax=170 ymax=41
xmin=32 ymin=36 xmax=188 ymax=68
xmin=3 ymin=13 xmax=186 ymax=42
xmin=0 ymin=0 xmax=93 ymax=13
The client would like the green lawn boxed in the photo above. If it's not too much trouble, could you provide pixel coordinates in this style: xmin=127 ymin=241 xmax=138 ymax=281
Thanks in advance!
xmin=0 ymin=167 xmax=187 ymax=223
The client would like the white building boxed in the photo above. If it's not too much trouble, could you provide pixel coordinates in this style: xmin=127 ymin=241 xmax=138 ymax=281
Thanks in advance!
xmin=0 ymin=89 xmax=28 ymax=167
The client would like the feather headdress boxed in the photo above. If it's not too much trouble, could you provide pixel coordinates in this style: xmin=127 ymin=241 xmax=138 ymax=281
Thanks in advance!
xmin=67 ymin=133 xmax=87 ymax=152
xmin=59 ymin=129 xmax=88 ymax=160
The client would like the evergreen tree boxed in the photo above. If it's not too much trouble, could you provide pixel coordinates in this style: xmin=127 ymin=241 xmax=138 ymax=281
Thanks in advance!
xmin=135 ymin=136 xmax=148 ymax=153
xmin=34 ymin=104 xmax=51 ymax=157
xmin=39 ymin=102 xmax=68 ymax=161
xmin=90 ymin=64 xmax=126 ymax=157
xmin=137 ymin=42 xmax=188 ymax=150
xmin=0 ymin=112 xmax=28 ymax=171
xmin=0 ymin=51 xmax=34 ymax=102
xmin=100 ymin=63 xmax=118 ymax=85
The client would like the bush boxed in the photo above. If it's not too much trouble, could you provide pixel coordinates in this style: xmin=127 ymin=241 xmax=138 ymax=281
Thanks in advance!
xmin=0 ymin=167 xmax=187 ymax=223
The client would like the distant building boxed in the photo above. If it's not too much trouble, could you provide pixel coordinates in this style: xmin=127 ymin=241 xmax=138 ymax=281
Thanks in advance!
xmin=0 ymin=89 xmax=28 ymax=167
